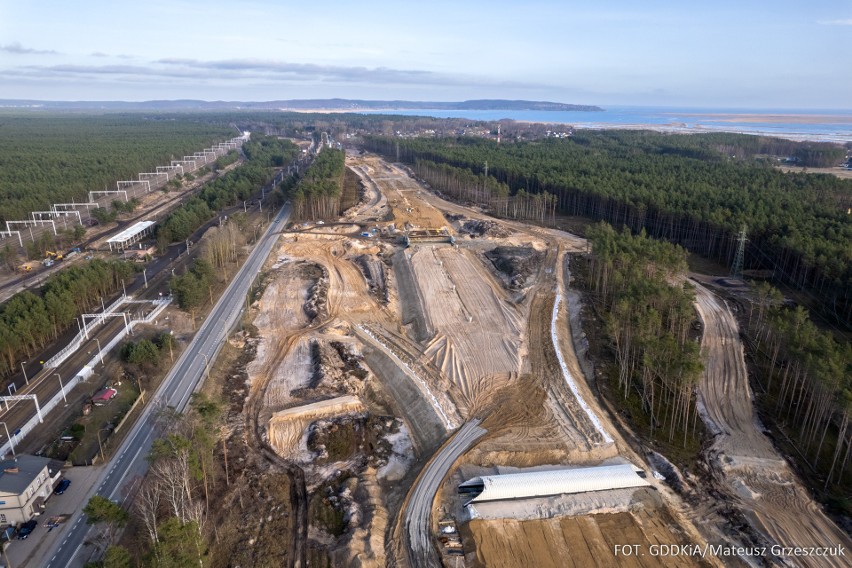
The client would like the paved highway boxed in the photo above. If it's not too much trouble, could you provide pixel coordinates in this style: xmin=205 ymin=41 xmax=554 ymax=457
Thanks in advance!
xmin=404 ymin=419 xmax=485 ymax=568
xmin=43 ymin=203 xmax=291 ymax=568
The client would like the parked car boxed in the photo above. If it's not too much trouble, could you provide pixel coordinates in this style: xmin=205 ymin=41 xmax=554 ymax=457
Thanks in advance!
xmin=16 ymin=520 xmax=37 ymax=539
xmin=54 ymin=479 xmax=71 ymax=494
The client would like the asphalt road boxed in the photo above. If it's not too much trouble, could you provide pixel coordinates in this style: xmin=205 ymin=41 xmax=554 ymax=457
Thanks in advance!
xmin=404 ymin=419 xmax=485 ymax=568
xmin=0 ymin=192 xmax=271 ymax=460
xmin=43 ymin=202 xmax=291 ymax=568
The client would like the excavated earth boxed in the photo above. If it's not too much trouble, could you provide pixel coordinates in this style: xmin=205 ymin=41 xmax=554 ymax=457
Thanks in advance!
xmin=229 ymin=152 xmax=849 ymax=568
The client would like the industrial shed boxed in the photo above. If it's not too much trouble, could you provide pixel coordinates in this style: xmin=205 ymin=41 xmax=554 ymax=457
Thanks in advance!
xmin=458 ymin=464 xmax=650 ymax=504
xmin=106 ymin=220 xmax=155 ymax=251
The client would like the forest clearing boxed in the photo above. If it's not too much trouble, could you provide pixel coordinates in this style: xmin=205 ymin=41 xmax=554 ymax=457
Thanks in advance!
xmin=693 ymin=283 xmax=852 ymax=567
xmin=233 ymin=150 xmax=726 ymax=566
xmin=99 ymin=141 xmax=849 ymax=567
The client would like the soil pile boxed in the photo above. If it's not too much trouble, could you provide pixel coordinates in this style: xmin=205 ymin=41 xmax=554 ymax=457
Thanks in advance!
xmin=304 ymin=264 xmax=329 ymax=321
xmin=355 ymin=254 xmax=389 ymax=304
xmin=460 ymin=219 xmax=511 ymax=238
xmin=484 ymin=246 xmax=544 ymax=289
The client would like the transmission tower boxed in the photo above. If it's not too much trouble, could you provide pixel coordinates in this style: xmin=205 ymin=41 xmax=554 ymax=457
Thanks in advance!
xmin=732 ymin=224 xmax=748 ymax=278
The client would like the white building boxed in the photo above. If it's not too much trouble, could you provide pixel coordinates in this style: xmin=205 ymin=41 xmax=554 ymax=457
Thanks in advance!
xmin=0 ymin=455 xmax=61 ymax=526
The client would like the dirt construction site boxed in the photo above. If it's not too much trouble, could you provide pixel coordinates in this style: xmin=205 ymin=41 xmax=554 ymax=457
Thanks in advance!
xmin=228 ymin=152 xmax=850 ymax=567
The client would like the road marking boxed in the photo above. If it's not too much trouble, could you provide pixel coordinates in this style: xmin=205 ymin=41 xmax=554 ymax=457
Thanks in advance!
xmin=110 ymin=430 xmax=152 ymax=499
xmin=71 ymin=542 xmax=84 ymax=563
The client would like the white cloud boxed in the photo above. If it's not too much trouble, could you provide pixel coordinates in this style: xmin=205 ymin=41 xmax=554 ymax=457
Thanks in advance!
xmin=816 ymin=18 xmax=852 ymax=25
xmin=1 ymin=42 xmax=58 ymax=55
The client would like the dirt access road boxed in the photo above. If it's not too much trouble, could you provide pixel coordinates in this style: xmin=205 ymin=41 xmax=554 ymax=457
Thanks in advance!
xmin=404 ymin=419 xmax=486 ymax=568
xmin=694 ymin=282 xmax=851 ymax=567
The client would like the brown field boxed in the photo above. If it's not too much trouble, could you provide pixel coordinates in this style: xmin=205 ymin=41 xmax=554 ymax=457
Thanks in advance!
xmin=410 ymin=246 xmax=523 ymax=412
xmin=467 ymin=509 xmax=706 ymax=568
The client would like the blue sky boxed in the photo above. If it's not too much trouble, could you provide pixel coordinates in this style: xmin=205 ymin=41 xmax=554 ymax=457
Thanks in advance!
xmin=1 ymin=0 xmax=850 ymax=108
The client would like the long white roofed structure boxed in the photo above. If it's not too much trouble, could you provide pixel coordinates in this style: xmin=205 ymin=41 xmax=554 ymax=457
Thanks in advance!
xmin=106 ymin=220 xmax=155 ymax=251
xmin=458 ymin=464 xmax=650 ymax=504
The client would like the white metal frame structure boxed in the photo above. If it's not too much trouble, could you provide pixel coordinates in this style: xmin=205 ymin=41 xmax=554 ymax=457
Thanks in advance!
xmin=172 ymin=159 xmax=195 ymax=171
xmin=117 ymin=180 xmax=151 ymax=193
xmin=105 ymin=220 xmax=155 ymax=251
xmin=139 ymin=172 xmax=168 ymax=184
xmin=459 ymin=464 xmax=650 ymax=504
xmin=81 ymin=311 xmax=129 ymax=339
xmin=89 ymin=189 xmax=129 ymax=202
xmin=32 ymin=210 xmax=82 ymax=226
xmin=157 ymin=165 xmax=183 ymax=177
xmin=0 ymin=395 xmax=43 ymax=421
xmin=0 ymin=230 xmax=23 ymax=247
xmin=6 ymin=219 xmax=57 ymax=236
xmin=179 ymin=158 xmax=197 ymax=169
xmin=52 ymin=202 xmax=100 ymax=211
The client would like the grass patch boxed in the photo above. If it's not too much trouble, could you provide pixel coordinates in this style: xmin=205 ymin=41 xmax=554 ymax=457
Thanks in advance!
xmin=68 ymin=384 xmax=140 ymax=465
xmin=309 ymin=487 xmax=347 ymax=537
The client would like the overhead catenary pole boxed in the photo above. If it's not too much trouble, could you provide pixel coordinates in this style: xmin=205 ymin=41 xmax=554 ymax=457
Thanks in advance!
xmin=0 ymin=422 xmax=15 ymax=457
xmin=55 ymin=373 xmax=66 ymax=403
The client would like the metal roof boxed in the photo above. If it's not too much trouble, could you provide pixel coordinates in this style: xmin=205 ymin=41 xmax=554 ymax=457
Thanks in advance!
xmin=92 ymin=388 xmax=117 ymax=401
xmin=460 ymin=464 xmax=650 ymax=503
xmin=106 ymin=221 xmax=155 ymax=244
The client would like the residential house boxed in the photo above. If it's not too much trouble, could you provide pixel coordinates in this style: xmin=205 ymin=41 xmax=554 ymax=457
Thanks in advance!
xmin=0 ymin=455 xmax=62 ymax=526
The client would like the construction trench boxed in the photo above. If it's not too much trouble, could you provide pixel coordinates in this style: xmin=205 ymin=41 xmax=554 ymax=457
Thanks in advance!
xmin=226 ymin=152 xmax=850 ymax=567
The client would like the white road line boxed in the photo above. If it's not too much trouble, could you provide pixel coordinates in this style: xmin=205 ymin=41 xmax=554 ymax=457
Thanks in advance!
xmin=109 ymin=430 xmax=153 ymax=499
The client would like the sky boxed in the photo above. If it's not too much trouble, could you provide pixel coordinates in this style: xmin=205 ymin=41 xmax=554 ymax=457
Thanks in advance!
xmin=1 ymin=0 xmax=850 ymax=108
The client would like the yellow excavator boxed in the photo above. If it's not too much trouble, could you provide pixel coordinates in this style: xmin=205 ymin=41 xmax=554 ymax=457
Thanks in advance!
xmin=19 ymin=261 xmax=39 ymax=272
xmin=45 ymin=250 xmax=64 ymax=261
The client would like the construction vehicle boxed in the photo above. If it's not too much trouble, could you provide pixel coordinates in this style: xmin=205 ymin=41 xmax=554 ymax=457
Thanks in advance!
xmin=19 ymin=262 xmax=38 ymax=272
xmin=45 ymin=250 xmax=63 ymax=261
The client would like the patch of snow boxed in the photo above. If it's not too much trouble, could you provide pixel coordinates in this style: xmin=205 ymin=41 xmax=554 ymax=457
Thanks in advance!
xmin=377 ymin=423 xmax=414 ymax=481
xmin=551 ymin=294 xmax=613 ymax=444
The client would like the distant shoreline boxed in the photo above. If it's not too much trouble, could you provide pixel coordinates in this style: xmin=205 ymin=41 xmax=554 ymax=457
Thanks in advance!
xmin=660 ymin=112 xmax=852 ymax=124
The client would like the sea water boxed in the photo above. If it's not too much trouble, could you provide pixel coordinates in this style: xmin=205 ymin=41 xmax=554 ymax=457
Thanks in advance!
xmin=359 ymin=106 xmax=852 ymax=142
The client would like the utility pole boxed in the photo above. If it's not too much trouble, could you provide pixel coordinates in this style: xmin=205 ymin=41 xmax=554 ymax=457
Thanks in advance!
xmin=732 ymin=224 xmax=748 ymax=278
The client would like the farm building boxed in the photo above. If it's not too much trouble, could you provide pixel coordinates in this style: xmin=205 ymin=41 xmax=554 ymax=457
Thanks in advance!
xmin=458 ymin=464 xmax=650 ymax=504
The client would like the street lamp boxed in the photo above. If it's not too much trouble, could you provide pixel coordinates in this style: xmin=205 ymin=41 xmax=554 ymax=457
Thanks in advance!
xmin=55 ymin=373 xmax=66 ymax=403
xmin=0 ymin=422 xmax=15 ymax=457
xmin=20 ymin=362 xmax=28 ymax=385
xmin=202 ymin=353 xmax=210 ymax=380
xmin=97 ymin=427 xmax=111 ymax=462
